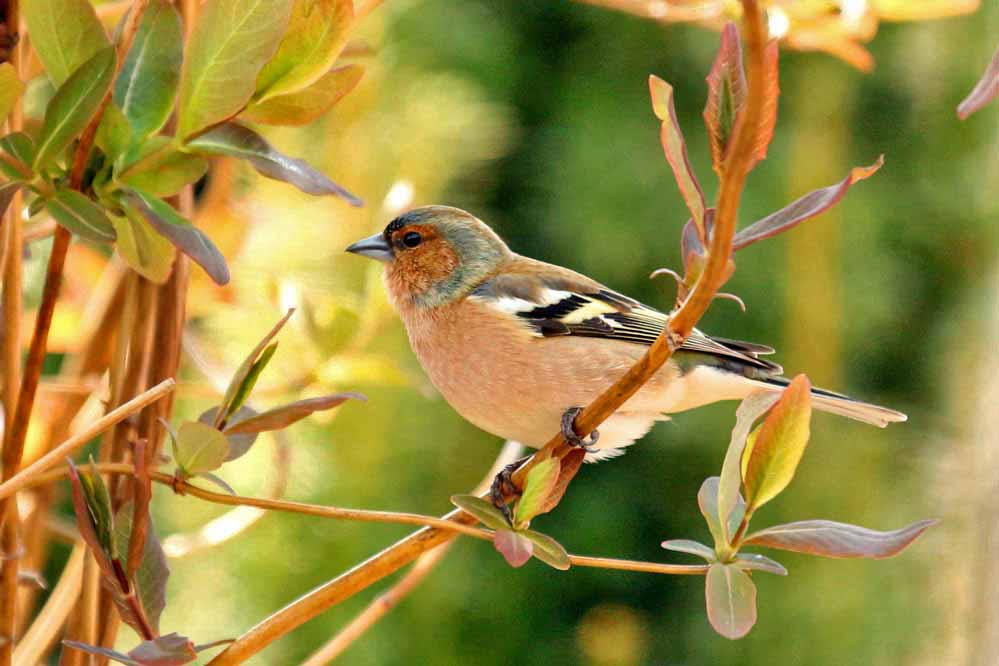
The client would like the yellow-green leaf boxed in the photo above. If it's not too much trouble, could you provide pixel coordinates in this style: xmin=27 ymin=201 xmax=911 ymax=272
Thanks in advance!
xmin=24 ymin=0 xmax=110 ymax=86
xmin=0 ymin=64 xmax=25 ymax=124
xmin=254 ymin=0 xmax=353 ymax=102
xmin=112 ymin=210 xmax=176 ymax=284
xmin=173 ymin=422 xmax=229 ymax=475
xmin=514 ymin=458 xmax=558 ymax=528
xmin=177 ymin=0 xmax=294 ymax=140
xmin=741 ymin=375 xmax=812 ymax=511
xmin=242 ymin=65 xmax=363 ymax=126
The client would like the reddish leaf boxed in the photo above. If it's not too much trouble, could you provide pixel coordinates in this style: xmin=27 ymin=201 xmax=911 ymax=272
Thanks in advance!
xmin=649 ymin=74 xmax=706 ymax=241
xmin=733 ymin=156 xmax=884 ymax=251
xmin=62 ymin=642 xmax=140 ymax=665
xmin=703 ymin=23 xmax=746 ymax=176
xmin=705 ymin=563 xmax=757 ymax=640
xmin=749 ymin=41 xmax=780 ymax=169
xmin=127 ymin=441 xmax=153 ymax=581
xmin=128 ymin=633 xmax=197 ymax=665
xmin=744 ymin=519 xmax=937 ymax=559
xmin=733 ymin=553 xmax=787 ymax=576
xmin=66 ymin=461 xmax=114 ymax=578
xmin=957 ymin=43 xmax=999 ymax=120
xmin=740 ymin=374 xmax=812 ymax=512
xmin=493 ymin=528 xmax=533 ymax=568
xmin=223 ymin=392 xmax=364 ymax=435
xmin=661 ymin=539 xmax=716 ymax=562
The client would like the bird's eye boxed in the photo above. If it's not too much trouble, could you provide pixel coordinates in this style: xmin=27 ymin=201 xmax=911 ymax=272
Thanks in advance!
xmin=401 ymin=231 xmax=423 ymax=248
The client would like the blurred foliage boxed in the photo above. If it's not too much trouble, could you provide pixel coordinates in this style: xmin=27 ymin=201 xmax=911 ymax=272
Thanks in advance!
xmin=18 ymin=0 xmax=997 ymax=663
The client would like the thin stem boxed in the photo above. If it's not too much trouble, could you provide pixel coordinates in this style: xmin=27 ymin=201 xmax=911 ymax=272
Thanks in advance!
xmin=205 ymin=4 xmax=769 ymax=662
xmin=0 ymin=379 xmax=176 ymax=502
xmin=569 ymin=556 xmax=709 ymax=576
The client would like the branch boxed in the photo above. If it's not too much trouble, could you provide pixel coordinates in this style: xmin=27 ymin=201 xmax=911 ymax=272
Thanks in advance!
xmin=300 ymin=441 xmax=525 ymax=665
xmin=0 ymin=379 xmax=176 ymax=502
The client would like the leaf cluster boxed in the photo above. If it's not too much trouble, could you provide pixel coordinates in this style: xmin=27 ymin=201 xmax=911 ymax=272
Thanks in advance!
xmin=1 ymin=0 xmax=364 ymax=286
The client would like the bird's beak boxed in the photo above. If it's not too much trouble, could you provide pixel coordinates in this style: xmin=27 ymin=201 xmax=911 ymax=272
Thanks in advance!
xmin=345 ymin=233 xmax=394 ymax=262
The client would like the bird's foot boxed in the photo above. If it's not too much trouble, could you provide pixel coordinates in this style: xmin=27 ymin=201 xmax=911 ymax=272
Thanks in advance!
xmin=489 ymin=459 xmax=527 ymax=525
xmin=561 ymin=407 xmax=599 ymax=453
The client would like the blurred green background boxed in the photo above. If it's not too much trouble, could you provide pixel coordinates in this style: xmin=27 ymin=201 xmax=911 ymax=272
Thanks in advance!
xmin=137 ymin=1 xmax=998 ymax=664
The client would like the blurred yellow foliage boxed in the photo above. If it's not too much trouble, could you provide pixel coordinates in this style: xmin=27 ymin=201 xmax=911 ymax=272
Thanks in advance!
xmin=576 ymin=0 xmax=980 ymax=70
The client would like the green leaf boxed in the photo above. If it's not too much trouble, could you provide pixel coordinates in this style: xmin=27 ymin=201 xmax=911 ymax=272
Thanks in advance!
xmin=119 ymin=144 xmax=208 ymax=197
xmin=242 ymin=64 xmax=363 ymax=126
xmin=733 ymin=553 xmax=787 ymax=576
xmin=740 ymin=375 xmax=812 ymax=512
xmin=449 ymin=495 xmax=509 ymax=531
xmin=66 ymin=461 xmax=114 ymax=576
xmin=222 ymin=392 xmax=365 ymax=435
xmin=0 ymin=132 xmax=36 ymax=180
xmin=34 ymin=47 xmax=117 ymax=169
xmin=215 ymin=310 xmax=294 ymax=427
xmin=649 ymin=74 xmax=705 ymax=242
xmin=521 ymin=529 xmax=571 ymax=570
xmin=184 ymin=122 xmax=362 ymax=205
xmin=95 ymin=104 xmax=134 ymax=165
xmin=661 ymin=539 xmax=716 ymax=562
xmin=123 ymin=188 xmax=229 ymax=285
xmin=513 ymin=457 xmax=558 ymax=528
xmin=717 ymin=392 xmax=779 ymax=542
xmin=24 ymin=0 xmax=110 ymax=86
xmin=0 ymin=63 xmax=25 ymax=124
xmin=173 ymin=421 xmax=229 ymax=476
xmin=81 ymin=459 xmax=116 ymax=559
xmin=744 ymin=519 xmax=937 ymax=559
xmin=113 ymin=502 xmax=170 ymax=635
xmin=112 ymin=210 xmax=177 ymax=284
xmin=114 ymin=0 xmax=183 ymax=140
xmin=254 ymin=0 xmax=354 ymax=102
xmin=705 ymin=563 xmax=757 ymax=640
xmin=45 ymin=189 xmax=117 ymax=243
xmin=128 ymin=633 xmax=197 ymax=665
xmin=176 ymin=0 xmax=294 ymax=139
xmin=227 ymin=343 xmax=277 ymax=418
xmin=493 ymin=528 xmax=532 ymax=568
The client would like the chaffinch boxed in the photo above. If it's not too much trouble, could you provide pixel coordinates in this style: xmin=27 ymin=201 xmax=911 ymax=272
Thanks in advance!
xmin=346 ymin=206 xmax=906 ymax=461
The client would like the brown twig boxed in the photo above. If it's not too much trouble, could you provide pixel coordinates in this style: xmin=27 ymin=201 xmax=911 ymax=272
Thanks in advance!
xmin=204 ymin=4 xmax=769 ymax=663
xmin=300 ymin=441 xmax=525 ymax=665
xmin=0 ymin=380 xmax=176 ymax=502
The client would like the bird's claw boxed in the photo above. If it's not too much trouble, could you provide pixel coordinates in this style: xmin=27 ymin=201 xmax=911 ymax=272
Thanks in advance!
xmin=489 ymin=461 xmax=522 ymax=525
xmin=561 ymin=407 xmax=599 ymax=453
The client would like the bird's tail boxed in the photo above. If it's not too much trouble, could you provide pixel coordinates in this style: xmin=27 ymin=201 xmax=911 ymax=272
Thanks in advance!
xmin=750 ymin=377 xmax=907 ymax=428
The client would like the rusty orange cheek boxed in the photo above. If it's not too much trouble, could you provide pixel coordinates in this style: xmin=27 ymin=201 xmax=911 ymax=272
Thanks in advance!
xmin=389 ymin=240 xmax=459 ymax=297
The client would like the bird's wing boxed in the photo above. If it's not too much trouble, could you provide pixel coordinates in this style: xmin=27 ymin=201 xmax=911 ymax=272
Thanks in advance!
xmin=470 ymin=259 xmax=782 ymax=374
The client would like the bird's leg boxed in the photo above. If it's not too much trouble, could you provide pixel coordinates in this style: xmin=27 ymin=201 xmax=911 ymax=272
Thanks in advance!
xmin=561 ymin=407 xmax=599 ymax=453
xmin=488 ymin=457 xmax=530 ymax=524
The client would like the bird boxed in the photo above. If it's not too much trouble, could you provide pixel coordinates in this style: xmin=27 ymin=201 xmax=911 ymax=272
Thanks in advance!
xmin=346 ymin=205 xmax=906 ymax=461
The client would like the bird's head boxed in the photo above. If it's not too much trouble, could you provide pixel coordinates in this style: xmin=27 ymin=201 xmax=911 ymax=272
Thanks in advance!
xmin=345 ymin=205 xmax=511 ymax=309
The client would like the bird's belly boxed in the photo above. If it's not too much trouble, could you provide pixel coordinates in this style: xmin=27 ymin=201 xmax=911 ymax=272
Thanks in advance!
xmin=409 ymin=322 xmax=679 ymax=453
